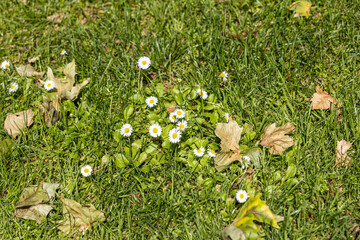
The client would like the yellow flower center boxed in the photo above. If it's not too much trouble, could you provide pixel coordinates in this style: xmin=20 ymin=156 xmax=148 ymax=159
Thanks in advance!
xmin=84 ymin=168 xmax=89 ymax=173
xmin=10 ymin=85 xmax=15 ymax=89
xmin=240 ymin=194 xmax=244 ymax=199
xmin=150 ymin=99 xmax=154 ymax=104
xmin=199 ymin=91 xmax=203 ymax=96
xmin=211 ymin=150 xmax=215 ymax=154
xmin=47 ymin=83 xmax=52 ymax=87
xmin=172 ymin=133 xmax=177 ymax=138
xmin=179 ymin=124 xmax=184 ymax=129
xmin=153 ymin=128 xmax=158 ymax=133
xmin=177 ymin=111 xmax=182 ymax=115
xmin=225 ymin=116 xmax=228 ymax=120
xmin=197 ymin=149 xmax=201 ymax=153
xmin=172 ymin=115 xmax=176 ymax=120
xmin=142 ymin=60 xmax=147 ymax=65
xmin=61 ymin=50 xmax=65 ymax=53
xmin=5 ymin=64 xmax=9 ymax=68
xmin=220 ymin=73 xmax=225 ymax=78
xmin=125 ymin=128 xmax=130 ymax=133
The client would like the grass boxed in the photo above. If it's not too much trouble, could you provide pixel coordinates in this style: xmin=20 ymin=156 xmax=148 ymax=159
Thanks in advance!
xmin=1 ymin=0 xmax=360 ymax=239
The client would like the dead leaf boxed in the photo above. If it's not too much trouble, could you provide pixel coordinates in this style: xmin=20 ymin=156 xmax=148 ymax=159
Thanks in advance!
xmin=260 ymin=122 xmax=295 ymax=155
xmin=214 ymin=119 xmax=243 ymax=171
xmin=4 ymin=110 xmax=34 ymax=138
xmin=37 ymin=94 xmax=61 ymax=127
xmin=80 ymin=18 xmax=87 ymax=24
xmin=336 ymin=140 xmax=352 ymax=166
xmin=57 ymin=196 xmax=106 ymax=235
xmin=311 ymin=85 xmax=338 ymax=110
xmin=16 ymin=65 xmax=44 ymax=77
xmin=288 ymin=1 xmax=312 ymax=18
xmin=28 ymin=55 xmax=40 ymax=63
xmin=47 ymin=60 xmax=90 ymax=101
xmin=166 ymin=104 xmax=177 ymax=113
xmin=47 ymin=13 xmax=65 ymax=23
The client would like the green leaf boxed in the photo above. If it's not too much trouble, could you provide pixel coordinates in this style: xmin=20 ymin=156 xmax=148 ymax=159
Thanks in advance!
xmin=114 ymin=129 xmax=122 ymax=143
xmin=124 ymin=105 xmax=134 ymax=120
xmin=131 ymin=139 xmax=142 ymax=157
xmin=288 ymin=1 xmax=312 ymax=18
xmin=243 ymin=148 xmax=261 ymax=168
xmin=115 ymin=154 xmax=129 ymax=168
xmin=0 ymin=138 xmax=14 ymax=157
xmin=284 ymin=164 xmax=297 ymax=180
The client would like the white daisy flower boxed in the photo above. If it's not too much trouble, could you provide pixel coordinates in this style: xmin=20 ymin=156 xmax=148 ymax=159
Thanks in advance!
xmin=149 ymin=124 xmax=162 ymax=138
xmin=243 ymin=156 xmax=251 ymax=165
xmin=137 ymin=56 xmax=151 ymax=69
xmin=8 ymin=83 xmax=18 ymax=93
xmin=236 ymin=190 xmax=248 ymax=203
xmin=177 ymin=120 xmax=188 ymax=131
xmin=207 ymin=149 xmax=216 ymax=158
xmin=196 ymin=88 xmax=208 ymax=100
xmin=145 ymin=96 xmax=158 ymax=108
xmin=81 ymin=165 xmax=92 ymax=177
xmin=194 ymin=147 xmax=205 ymax=157
xmin=44 ymin=80 xmax=55 ymax=91
xmin=168 ymin=128 xmax=181 ymax=143
xmin=60 ymin=49 xmax=67 ymax=55
xmin=220 ymin=71 xmax=228 ymax=81
xmin=175 ymin=109 xmax=185 ymax=119
xmin=120 ymin=123 xmax=133 ymax=137
xmin=224 ymin=113 xmax=230 ymax=122
xmin=169 ymin=112 xmax=178 ymax=123
xmin=1 ymin=60 xmax=10 ymax=69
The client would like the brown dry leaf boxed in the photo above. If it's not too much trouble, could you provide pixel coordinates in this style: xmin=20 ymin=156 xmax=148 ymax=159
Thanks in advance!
xmin=166 ymin=104 xmax=177 ymax=113
xmin=47 ymin=60 xmax=90 ymax=101
xmin=57 ymin=196 xmax=106 ymax=235
xmin=47 ymin=13 xmax=65 ymax=23
xmin=336 ymin=140 xmax=352 ymax=166
xmin=37 ymin=94 xmax=61 ymax=127
xmin=4 ymin=110 xmax=34 ymax=138
xmin=311 ymin=85 xmax=338 ymax=110
xmin=260 ymin=122 xmax=295 ymax=154
xmin=214 ymin=119 xmax=243 ymax=171
xmin=80 ymin=18 xmax=87 ymax=24
xmin=28 ymin=55 xmax=40 ymax=63
xmin=16 ymin=65 xmax=45 ymax=78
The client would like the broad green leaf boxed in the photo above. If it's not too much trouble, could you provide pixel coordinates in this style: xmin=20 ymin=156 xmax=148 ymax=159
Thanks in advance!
xmin=0 ymin=138 xmax=14 ymax=157
xmin=124 ymin=105 xmax=134 ymax=120
xmin=115 ymin=154 xmax=129 ymax=168
xmin=284 ymin=164 xmax=297 ymax=180
xmin=114 ymin=129 xmax=122 ymax=143
xmin=145 ymin=143 xmax=158 ymax=155
xmin=243 ymin=148 xmax=261 ymax=168
xmin=288 ymin=1 xmax=312 ymax=18
xmin=131 ymin=139 xmax=142 ymax=157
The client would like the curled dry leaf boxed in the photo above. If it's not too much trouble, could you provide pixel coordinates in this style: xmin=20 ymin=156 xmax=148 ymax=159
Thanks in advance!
xmin=16 ymin=65 xmax=45 ymax=78
xmin=4 ymin=109 xmax=34 ymax=138
xmin=336 ymin=140 xmax=352 ymax=166
xmin=214 ymin=119 xmax=243 ymax=171
xmin=311 ymin=85 xmax=338 ymax=110
xmin=57 ymin=196 xmax=106 ymax=235
xmin=47 ymin=13 xmax=65 ymax=23
xmin=28 ymin=55 xmax=40 ymax=63
xmin=37 ymin=94 xmax=61 ymax=127
xmin=288 ymin=1 xmax=312 ymax=18
xmin=260 ymin=122 xmax=295 ymax=155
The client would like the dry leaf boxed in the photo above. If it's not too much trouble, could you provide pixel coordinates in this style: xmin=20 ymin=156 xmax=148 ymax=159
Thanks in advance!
xmin=166 ymin=104 xmax=177 ymax=113
xmin=28 ymin=55 xmax=40 ymax=63
xmin=4 ymin=110 xmax=34 ymax=138
xmin=57 ymin=196 xmax=106 ymax=235
xmin=311 ymin=85 xmax=338 ymax=110
xmin=336 ymin=140 xmax=352 ymax=166
xmin=288 ymin=1 xmax=312 ymax=18
xmin=37 ymin=94 xmax=61 ymax=127
xmin=47 ymin=13 xmax=65 ymax=23
xmin=260 ymin=122 xmax=295 ymax=155
xmin=80 ymin=18 xmax=87 ymax=24
xmin=214 ymin=119 xmax=243 ymax=171
xmin=47 ymin=60 xmax=90 ymax=101
xmin=16 ymin=65 xmax=45 ymax=77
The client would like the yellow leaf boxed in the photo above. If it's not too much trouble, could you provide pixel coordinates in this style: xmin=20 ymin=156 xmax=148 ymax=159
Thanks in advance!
xmin=288 ymin=1 xmax=312 ymax=18
xmin=260 ymin=122 xmax=295 ymax=154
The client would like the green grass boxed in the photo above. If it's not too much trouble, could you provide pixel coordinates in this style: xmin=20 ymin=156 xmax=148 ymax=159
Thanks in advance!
xmin=1 ymin=0 xmax=360 ymax=239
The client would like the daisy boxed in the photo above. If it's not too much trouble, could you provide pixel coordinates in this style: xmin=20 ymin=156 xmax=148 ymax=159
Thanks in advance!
xmin=236 ymin=190 xmax=248 ymax=203
xmin=177 ymin=120 xmax=187 ymax=131
xmin=44 ymin=80 xmax=55 ymax=91
xmin=168 ymin=128 xmax=181 ymax=143
xmin=81 ymin=165 xmax=92 ymax=177
xmin=149 ymin=124 xmax=162 ymax=138
xmin=145 ymin=96 xmax=158 ymax=108
xmin=207 ymin=149 xmax=216 ymax=158
xmin=243 ymin=156 xmax=251 ymax=165
xmin=8 ymin=83 xmax=18 ymax=93
xmin=196 ymin=88 xmax=208 ymax=100
xmin=169 ymin=112 xmax=178 ymax=123
xmin=220 ymin=71 xmax=228 ymax=81
xmin=1 ymin=60 xmax=10 ymax=69
xmin=224 ymin=113 xmax=229 ymax=122
xmin=137 ymin=56 xmax=151 ymax=69
xmin=60 ymin=49 xmax=67 ymax=55
xmin=174 ymin=109 xmax=185 ymax=119
xmin=194 ymin=147 xmax=205 ymax=157
xmin=120 ymin=123 xmax=133 ymax=137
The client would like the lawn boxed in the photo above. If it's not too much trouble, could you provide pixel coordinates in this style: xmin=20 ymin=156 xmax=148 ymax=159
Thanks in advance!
xmin=0 ymin=0 xmax=359 ymax=239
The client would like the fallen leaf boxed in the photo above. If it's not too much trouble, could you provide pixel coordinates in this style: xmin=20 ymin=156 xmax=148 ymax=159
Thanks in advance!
xmin=214 ymin=119 xmax=243 ymax=171
xmin=28 ymin=55 xmax=40 ymax=63
xmin=260 ymin=122 xmax=295 ymax=154
xmin=222 ymin=194 xmax=283 ymax=240
xmin=80 ymin=18 xmax=87 ymax=24
xmin=4 ymin=110 xmax=34 ymax=138
xmin=47 ymin=13 xmax=65 ymax=23
xmin=288 ymin=1 xmax=312 ymax=18
xmin=311 ymin=85 xmax=338 ymax=110
xmin=46 ymin=60 xmax=90 ymax=101
xmin=15 ymin=182 xmax=59 ymax=224
xmin=16 ymin=65 xmax=44 ymax=77
xmin=166 ymin=104 xmax=177 ymax=113
xmin=350 ymin=223 xmax=360 ymax=240
xmin=37 ymin=94 xmax=61 ymax=127
xmin=336 ymin=140 xmax=352 ymax=166
xmin=57 ymin=196 xmax=106 ymax=235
